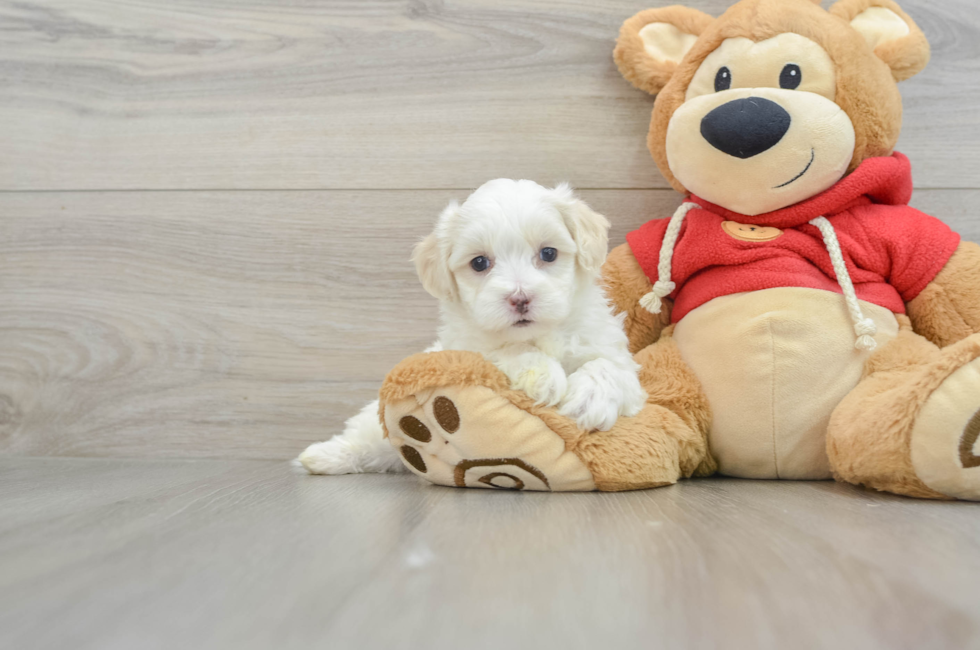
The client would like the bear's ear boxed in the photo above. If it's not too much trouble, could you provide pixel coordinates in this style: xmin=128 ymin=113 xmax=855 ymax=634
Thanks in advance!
xmin=830 ymin=0 xmax=930 ymax=81
xmin=614 ymin=6 xmax=715 ymax=95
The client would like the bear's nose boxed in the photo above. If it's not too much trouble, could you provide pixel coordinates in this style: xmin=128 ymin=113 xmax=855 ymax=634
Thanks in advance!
xmin=700 ymin=97 xmax=791 ymax=159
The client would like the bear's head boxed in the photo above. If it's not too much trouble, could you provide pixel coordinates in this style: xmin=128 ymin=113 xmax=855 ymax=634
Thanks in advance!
xmin=614 ymin=0 xmax=930 ymax=216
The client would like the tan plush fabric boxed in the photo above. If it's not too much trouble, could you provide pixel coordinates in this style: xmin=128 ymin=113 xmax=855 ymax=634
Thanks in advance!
xmin=827 ymin=329 xmax=980 ymax=499
xmin=666 ymin=83 xmax=856 ymax=216
xmin=380 ymin=349 xmax=510 ymax=440
xmin=684 ymin=32 xmax=839 ymax=101
xmin=907 ymin=242 xmax=980 ymax=348
xmin=385 ymin=383 xmax=596 ymax=492
xmin=910 ymin=355 xmax=980 ymax=500
xmin=602 ymin=242 xmax=670 ymax=354
xmin=672 ymin=287 xmax=900 ymax=479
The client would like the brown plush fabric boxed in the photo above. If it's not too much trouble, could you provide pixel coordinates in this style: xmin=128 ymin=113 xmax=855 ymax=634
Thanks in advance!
xmin=828 ymin=0 xmax=931 ymax=81
xmin=907 ymin=242 xmax=980 ymax=348
xmin=636 ymin=334 xmax=718 ymax=477
xmin=574 ymin=334 xmax=715 ymax=490
xmin=614 ymin=6 xmax=715 ymax=96
xmin=826 ymin=326 xmax=980 ymax=499
xmin=574 ymin=410 xmax=688 ymax=491
xmin=618 ymin=0 xmax=919 ymax=192
xmin=602 ymin=242 xmax=671 ymax=354
xmin=380 ymin=350 xmax=510 ymax=404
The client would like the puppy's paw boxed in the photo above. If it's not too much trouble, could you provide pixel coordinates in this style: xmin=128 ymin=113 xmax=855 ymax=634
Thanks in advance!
xmin=297 ymin=435 xmax=405 ymax=475
xmin=559 ymin=359 xmax=646 ymax=432
xmin=559 ymin=380 xmax=620 ymax=432
xmin=512 ymin=358 xmax=568 ymax=407
xmin=297 ymin=438 xmax=360 ymax=475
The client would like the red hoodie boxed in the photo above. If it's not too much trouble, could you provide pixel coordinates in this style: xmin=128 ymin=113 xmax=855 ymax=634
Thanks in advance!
xmin=626 ymin=153 xmax=961 ymax=323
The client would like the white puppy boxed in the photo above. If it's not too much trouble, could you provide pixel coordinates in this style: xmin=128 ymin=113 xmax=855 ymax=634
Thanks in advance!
xmin=298 ymin=179 xmax=646 ymax=475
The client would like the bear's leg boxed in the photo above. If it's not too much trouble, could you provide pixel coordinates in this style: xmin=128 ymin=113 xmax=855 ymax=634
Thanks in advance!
xmin=574 ymin=331 xmax=715 ymax=490
xmin=380 ymin=335 xmax=713 ymax=492
xmin=827 ymin=322 xmax=980 ymax=500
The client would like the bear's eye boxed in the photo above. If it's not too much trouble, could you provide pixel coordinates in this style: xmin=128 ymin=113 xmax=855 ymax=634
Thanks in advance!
xmin=470 ymin=256 xmax=491 ymax=272
xmin=780 ymin=64 xmax=802 ymax=90
xmin=539 ymin=247 xmax=558 ymax=263
xmin=714 ymin=66 xmax=732 ymax=92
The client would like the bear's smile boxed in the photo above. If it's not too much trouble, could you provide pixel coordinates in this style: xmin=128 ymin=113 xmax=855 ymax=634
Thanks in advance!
xmin=774 ymin=148 xmax=816 ymax=189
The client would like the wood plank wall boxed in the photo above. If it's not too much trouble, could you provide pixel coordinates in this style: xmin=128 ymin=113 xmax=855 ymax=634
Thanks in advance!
xmin=1 ymin=0 xmax=978 ymax=459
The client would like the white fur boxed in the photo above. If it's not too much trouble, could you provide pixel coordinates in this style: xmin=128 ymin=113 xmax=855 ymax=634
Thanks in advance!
xmin=298 ymin=179 xmax=647 ymax=475
xmin=294 ymin=400 xmax=406 ymax=475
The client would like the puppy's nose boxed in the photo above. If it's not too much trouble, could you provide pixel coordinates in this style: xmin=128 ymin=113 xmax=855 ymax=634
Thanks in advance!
xmin=508 ymin=295 xmax=531 ymax=315
xmin=700 ymin=97 xmax=791 ymax=159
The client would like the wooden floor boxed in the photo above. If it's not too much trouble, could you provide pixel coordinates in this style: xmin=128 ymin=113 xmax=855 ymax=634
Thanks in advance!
xmin=2 ymin=0 xmax=980 ymax=648
xmin=2 ymin=457 xmax=979 ymax=650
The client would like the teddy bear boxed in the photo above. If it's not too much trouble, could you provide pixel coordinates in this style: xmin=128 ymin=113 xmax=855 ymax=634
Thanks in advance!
xmin=378 ymin=0 xmax=980 ymax=500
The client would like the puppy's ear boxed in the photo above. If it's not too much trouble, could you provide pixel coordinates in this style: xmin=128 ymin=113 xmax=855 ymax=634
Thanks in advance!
xmin=830 ymin=0 xmax=930 ymax=81
xmin=551 ymin=184 xmax=610 ymax=276
xmin=614 ymin=6 xmax=714 ymax=95
xmin=412 ymin=202 xmax=459 ymax=302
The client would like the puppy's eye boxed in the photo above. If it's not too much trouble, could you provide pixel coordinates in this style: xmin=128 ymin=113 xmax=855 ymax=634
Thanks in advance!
xmin=470 ymin=256 xmax=491 ymax=272
xmin=714 ymin=66 xmax=732 ymax=92
xmin=780 ymin=64 xmax=801 ymax=90
xmin=539 ymin=247 xmax=558 ymax=263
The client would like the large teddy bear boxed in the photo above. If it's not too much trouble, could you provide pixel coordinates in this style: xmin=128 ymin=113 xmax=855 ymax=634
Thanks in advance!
xmin=380 ymin=0 xmax=980 ymax=500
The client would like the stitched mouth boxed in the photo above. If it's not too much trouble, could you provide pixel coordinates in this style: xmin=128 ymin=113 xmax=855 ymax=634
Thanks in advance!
xmin=773 ymin=148 xmax=815 ymax=189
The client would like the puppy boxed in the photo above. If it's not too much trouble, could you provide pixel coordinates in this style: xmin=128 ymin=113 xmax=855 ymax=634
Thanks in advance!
xmin=298 ymin=179 xmax=646 ymax=475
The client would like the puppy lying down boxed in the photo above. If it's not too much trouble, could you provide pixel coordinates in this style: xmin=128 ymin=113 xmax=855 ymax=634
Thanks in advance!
xmin=298 ymin=179 xmax=646 ymax=475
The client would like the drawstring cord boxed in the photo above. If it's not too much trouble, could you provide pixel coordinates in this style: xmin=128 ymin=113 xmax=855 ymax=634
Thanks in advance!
xmin=808 ymin=216 xmax=878 ymax=351
xmin=639 ymin=204 xmax=878 ymax=352
xmin=638 ymin=202 xmax=698 ymax=315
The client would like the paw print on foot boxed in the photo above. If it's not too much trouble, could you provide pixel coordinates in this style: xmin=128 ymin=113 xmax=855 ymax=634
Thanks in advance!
xmin=383 ymin=386 xmax=596 ymax=492
xmin=385 ymin=396 xmax=463 ymax=487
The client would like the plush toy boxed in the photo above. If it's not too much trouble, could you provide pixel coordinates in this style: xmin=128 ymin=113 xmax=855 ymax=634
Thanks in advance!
xmin=380 ymin=0 xmax=980 ymax=500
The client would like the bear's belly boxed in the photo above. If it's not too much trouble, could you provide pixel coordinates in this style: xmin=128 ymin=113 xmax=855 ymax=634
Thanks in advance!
xmin=672 ymin=287 xmax=900 ymax=480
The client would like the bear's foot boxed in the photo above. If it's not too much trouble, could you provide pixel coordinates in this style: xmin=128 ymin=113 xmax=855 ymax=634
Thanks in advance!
xmin=380 ymin=351 xmax=596 ymax=491
xmin=380 ymin=348 xmax=711 ymax=492
xmin=384 ymin=387 xmax=595 ymax=491
xmin=910 ymin=354 xmax=980 ymax=501
xmin=829 ymin=331 xmax=980 ymax=501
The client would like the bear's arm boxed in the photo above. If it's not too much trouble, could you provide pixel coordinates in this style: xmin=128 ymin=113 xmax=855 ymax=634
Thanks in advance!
xmin=906 ymin=241 xmax=980 ymax=347
xmin=602 ymin=242 xmax=672 ymax=354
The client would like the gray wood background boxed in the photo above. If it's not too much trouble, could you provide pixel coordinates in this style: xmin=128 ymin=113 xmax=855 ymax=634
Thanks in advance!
xmin=1 ymin=0 xmax=978 ymax=460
